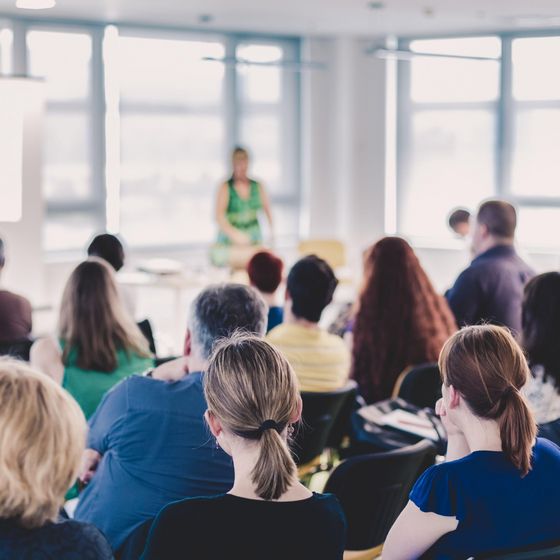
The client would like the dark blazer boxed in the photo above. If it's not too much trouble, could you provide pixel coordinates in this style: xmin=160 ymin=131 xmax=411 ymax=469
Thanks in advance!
xmin=445 ymin=244 xmax=534 ymax=336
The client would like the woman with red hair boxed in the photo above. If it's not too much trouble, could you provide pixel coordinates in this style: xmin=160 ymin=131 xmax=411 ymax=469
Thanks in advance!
xmin=351 ymin=237 xmax=456 ymax=404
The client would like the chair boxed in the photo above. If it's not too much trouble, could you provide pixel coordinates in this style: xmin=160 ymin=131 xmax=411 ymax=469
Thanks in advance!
xmin=137 ymin=319 xmax=157 ymax=356
xmin=323 ymin=439 xmax=437 ymax=556
xmin=0 ymin=338 xmax=33 ymax=361
xmin=392 ymin=363 xmax=441 ymax=410
xmin=538 ymin=418 xmax=560 ymax=448
xmin=478 ymin=541 xmax=560 ymax=559
xmin=298 ymin=239 xmax=347 ymax=269
xmin=294 ymin=381 xmax=358 ymax=472
xmin=326 ymin=379 xmax=359 ymax=450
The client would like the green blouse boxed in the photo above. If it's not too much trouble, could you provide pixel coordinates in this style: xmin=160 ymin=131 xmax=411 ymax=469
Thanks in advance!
xmin=217 ymin=179 xmax=263 ymax=245
xmin=61 ymin=342 xmax=153 ymax=419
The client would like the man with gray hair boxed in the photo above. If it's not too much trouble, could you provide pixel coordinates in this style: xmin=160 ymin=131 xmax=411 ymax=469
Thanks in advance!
xmin=74 ymin=284 xmax=267 ymax=554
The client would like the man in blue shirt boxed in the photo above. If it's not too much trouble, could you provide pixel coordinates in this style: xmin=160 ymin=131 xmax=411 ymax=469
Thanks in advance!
xmin=74 ymin=284 xmax=267 ymax=553
xmin=446 ymin=200 xmax=534 ymax=335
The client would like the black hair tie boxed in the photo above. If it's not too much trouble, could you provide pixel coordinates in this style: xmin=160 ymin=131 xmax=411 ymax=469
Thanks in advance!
xmin=235 ymin=420 xmax=286 ymax=440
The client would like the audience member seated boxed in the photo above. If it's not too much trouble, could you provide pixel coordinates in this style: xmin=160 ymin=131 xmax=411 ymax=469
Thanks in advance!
xmin=522 ymin=273 xmax=560 ymax=437
xmin=267 ymin=255 xmax=350 ymax=392
xmin=351 ymin=237 xmax=456 ymax=404
xmin=247 ymin=250 xmax=284 ymax=332
xmin=30 ymin=258 xmax=153 ymax=419
xmin=446 ymin=200 xmax=534 ymax=334
xmin=74 ymin=284 xmax=267 ymax=554
xmin=0 ymin=359 xmax=112 ymax=559
xmin=141 ymin=334 xmax=346 ymax=560
xmin=0 ymin=238 xmax=32 ymax=343
xmin=384 ymin=325 xmax=560 ymax=559
xmin=447 ymin=207 xmax=471 ymax=239
xmin=88 ymin=232 xmax=136 ymax=318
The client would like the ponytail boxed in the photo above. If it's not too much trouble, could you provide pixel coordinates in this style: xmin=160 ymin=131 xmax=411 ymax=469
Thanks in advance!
xmin=252 ymin=429 xmax=296 ymax=500
xmin=498 ymin=389 xmax=537 ymax=477
xmin=440 ymin=325 xmax=538 ymax=477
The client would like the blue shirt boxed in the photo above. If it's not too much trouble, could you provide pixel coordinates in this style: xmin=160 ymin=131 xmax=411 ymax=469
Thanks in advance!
xmin=410 ymin=438 xmax=560 ymax=559
xmin=267 ymin=306 xmax=283 ymax=333
xmin=74 ymin=373 xmax=234 ymax=551
xmin=446 ymin=245 xmax=534 ymax=335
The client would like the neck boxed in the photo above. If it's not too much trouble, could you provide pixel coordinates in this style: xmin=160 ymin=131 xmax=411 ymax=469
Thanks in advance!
xmin=186 ymin=351 xmax=208 ymax=375
xmin=477 ymin=237 xmax=514 ymax=256
xmin=460 ymin=414 xmax=502 ymax=453
xmin=284 ymin=306 xmax=319 ymax=329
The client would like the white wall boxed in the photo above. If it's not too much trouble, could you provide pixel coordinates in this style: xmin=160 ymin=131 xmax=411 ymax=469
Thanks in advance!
xmin=0 ymin=79 xmax=45 ymax=306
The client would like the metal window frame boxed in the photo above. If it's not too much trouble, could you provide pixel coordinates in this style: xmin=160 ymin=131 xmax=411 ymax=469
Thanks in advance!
xmin=396 ymin=29 xmax=560 ymax=240
xmin=3 ymin=13 xmax=301 ymax=254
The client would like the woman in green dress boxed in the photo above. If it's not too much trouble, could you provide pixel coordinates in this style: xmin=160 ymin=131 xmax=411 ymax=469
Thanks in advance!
xmin=30 ymin=258 xmax=153 ymax=419
xmin=214 ymin=147 xmax=274 ymax=261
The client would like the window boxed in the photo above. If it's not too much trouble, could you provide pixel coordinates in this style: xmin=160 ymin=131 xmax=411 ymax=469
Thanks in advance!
xmin=237 ymin=41 xmax=300 ymax=239
xmin=27 ymin=28 xmax=100 ymax=250
xmin=398 ymin=37 xmax=500 ymax=240
xmin=115 ymin=32 xmax=227 ymax=247
xmin=0 ymin=25 xmax=13 ymax=75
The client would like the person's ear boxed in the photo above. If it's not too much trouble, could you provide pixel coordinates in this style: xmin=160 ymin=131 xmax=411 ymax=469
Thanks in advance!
xmin=480 ymin=223 xmax=490 ymax=239
xmin=284 ymin=289 xmax=291 ymax=303
xmin=289 ymin=395 xmax=303 ymax=424
xmin=184 ymin=329 xmax=192 ymax=357
xmin=205 ymin=410 xmax=223 ymax=439
xmin=448 ymin=385 xmax=461 ymax=409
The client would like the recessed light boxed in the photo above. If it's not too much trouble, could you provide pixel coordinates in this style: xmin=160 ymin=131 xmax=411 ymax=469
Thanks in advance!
xmin=367 ymin=2 xmax=385 ymax=10
xmin=197 ymin=14 xmax=214 ymax=24
xmin=16 ymin=0 xmax=56 ymax=9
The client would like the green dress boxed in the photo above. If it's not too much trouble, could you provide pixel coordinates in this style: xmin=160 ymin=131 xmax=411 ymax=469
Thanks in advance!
xmin=218 ymin=179 xmax=263 ymax=245
xmin=61 ymin=341 xmax=154 ymax=420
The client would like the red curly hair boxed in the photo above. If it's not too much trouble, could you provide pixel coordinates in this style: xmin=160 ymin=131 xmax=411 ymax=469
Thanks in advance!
xmin=351 ymin=237 xmax=457 ymax=404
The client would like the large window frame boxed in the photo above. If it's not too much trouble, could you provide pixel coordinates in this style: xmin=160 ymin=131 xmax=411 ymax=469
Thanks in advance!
xmin=396 ymin=30 xmax=560 ymax=247
xmin=4 ymin=17 xmax=301 ymax=254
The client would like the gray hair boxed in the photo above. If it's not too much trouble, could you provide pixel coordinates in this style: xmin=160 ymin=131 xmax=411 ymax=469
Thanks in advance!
xmin=189 ymin=283 xmax=267 ymax=360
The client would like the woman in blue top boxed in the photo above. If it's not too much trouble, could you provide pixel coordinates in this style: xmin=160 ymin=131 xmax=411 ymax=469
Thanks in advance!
xmin=384 ymin=325 xmax=560 ymax=560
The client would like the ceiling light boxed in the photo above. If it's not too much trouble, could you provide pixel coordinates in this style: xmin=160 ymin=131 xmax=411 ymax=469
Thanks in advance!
xmin=16 ymin=0 xmax=56 ymax=10
xmin=367 ymin=1 xmax=385 ymax=10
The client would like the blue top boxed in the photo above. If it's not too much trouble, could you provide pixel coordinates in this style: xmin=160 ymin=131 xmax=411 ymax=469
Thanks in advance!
xmin=141 ymin=492 xmax=346 ymax=560
xmin=74 ymin=373 xmax=234 ymax=551
xmin=445 ymin=244 xmax=534 ymax=336
xmin=410 ymin=438 xmax=560 ymax=559
xmin=267 ymin=306 xmax=283 ymax=333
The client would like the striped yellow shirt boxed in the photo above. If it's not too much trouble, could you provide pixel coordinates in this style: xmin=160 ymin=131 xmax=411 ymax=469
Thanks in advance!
xmin=267 ymin=323 xmax=350 ymax=392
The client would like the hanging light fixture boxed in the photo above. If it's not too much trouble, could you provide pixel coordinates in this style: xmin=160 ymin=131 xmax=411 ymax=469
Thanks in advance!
xmin=16 ymin=0 xmax=56 ymax=10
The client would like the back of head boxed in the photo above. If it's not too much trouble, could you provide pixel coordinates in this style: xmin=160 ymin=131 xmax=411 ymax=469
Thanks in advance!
xmin=205 ymin=333 xmax=299 ymax=500
xmin=87 ymin=233 xmax=125 ymax=272
xmin=522 ymin=272 xmax=560 ymax=387
xmin=287 ymin=255 xmax=338 ymax=323
xmin=190 ymin=283 xmax=267 ymax=360
xmin=352 ymin=236 xmax=456 ymax=402
xmin=439 ymin=325 xmax=537 ymax=476
xmin=59 ymin=258 xmax=149 ymax=371
xmin=0 ymin=359 xmax=86 ymax=528
xmin=477 ymin=200 xmax=517 ymax=240
xmin=448 ymin=208 xmax=470 ymax=229
xmin=247 ymin=251 xmax=284 ymax=294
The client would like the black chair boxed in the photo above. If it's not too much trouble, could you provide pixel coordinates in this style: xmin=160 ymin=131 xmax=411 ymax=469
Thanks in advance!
xmin=538 ymin=418 xmax=560 ymax=447
xmin=293 ymin=381 xmax=358 ymax=469
xmin=323 ymin=439 xmax=437 ymax=555
xmin=0 ymin=339 xmax=33 ymax=361
xmin=394 ymin=363 xmax=441 ymax=410
xmin=326 ymin=379 xmax=359 ymax=450
xmin=137 ymin=319 xmax=157 ymax=356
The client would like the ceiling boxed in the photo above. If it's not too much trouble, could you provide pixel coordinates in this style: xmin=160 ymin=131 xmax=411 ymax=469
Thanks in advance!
xmin=2 ymin=0 xmax=560 ymax=37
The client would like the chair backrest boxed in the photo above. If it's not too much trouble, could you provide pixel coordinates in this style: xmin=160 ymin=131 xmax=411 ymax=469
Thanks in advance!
xmin=326 ymin=379 xmax=359 ymax=449
xmin=293 ymin=381 xmax=358 ymax=465
xmin=297 ymin=239 xmax=346 ymax=269
xmin=537 ymin=419 xmax=560 ymax=448
xmin=137 ymin=319 xmax=157 ymax=356
xmin=0 ymin=339 xmax=33 ymax=361
xmin=323 ymin=439 xmax=437 ymax=551
xmin=394 ymin=363 xmax=441 ymax=410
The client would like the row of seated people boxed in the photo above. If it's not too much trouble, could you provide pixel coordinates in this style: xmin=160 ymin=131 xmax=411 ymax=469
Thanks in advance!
xmin=1 ymin=322 xmax=560 ymax=558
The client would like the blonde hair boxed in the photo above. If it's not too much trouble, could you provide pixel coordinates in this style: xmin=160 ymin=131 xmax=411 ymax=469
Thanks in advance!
xmin=0 ymin=359 xmax=87 ymax=527
xmin=205 ymin=333 xmax=299 ymax=500
xmin=59 ymin=257 xmax=150 ymax=372
xmin=439 ymin=325 xmax=537 ymax=476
